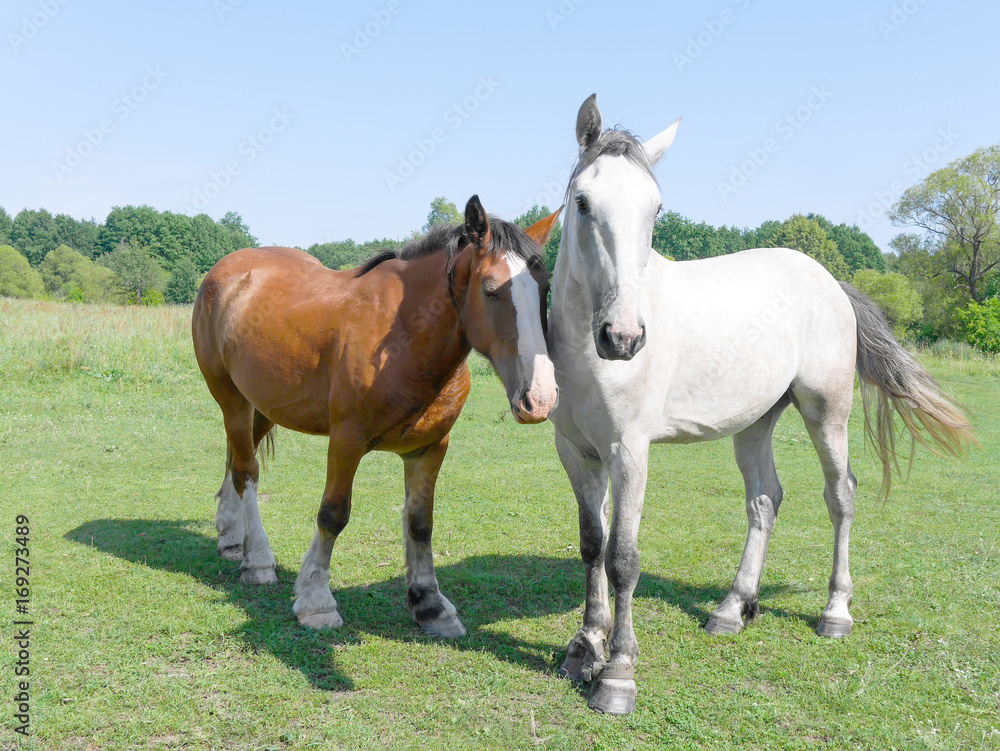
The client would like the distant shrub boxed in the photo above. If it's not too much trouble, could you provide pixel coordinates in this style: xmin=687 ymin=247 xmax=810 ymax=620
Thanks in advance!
xmin=956 ymin=298 xmax=1000 ymax=354
xmin=40 ymin=244 xmax=115 ymax=303
xmin=851 ymin=269 xmax=922 ymax=338
xmin=0 ymin=245 xmax=44 ymax=299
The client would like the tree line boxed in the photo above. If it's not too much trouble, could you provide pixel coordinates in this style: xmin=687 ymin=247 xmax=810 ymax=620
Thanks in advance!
xmin=2 ymin=143 xmax=997 ymax=350
xmin=0 ymin=206 xmax=257 ymax=304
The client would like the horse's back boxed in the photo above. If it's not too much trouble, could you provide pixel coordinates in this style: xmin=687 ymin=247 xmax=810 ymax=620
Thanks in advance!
xmin=192 ymin=247 xmax=373 ymax=435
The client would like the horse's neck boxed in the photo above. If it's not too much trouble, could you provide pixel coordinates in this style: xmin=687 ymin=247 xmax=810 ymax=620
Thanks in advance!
xmin=398 ymin=251 xmax=471 ymax=373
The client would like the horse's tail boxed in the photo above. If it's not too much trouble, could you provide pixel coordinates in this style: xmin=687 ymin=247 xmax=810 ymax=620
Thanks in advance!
xmin=840 ymin=282 xmax=976 ymax=498
xmin=224 ymin=410 xmax=277 ymax=476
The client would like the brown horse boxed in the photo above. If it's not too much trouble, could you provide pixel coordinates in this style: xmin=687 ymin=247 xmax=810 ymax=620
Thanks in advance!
xmin=192 ymin=196 xmax=559 ymax=637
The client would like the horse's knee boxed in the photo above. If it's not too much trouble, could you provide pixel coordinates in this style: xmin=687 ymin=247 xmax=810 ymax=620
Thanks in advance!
xmin=746 ymin=492 xmax=779 ymax=532
xmin=605 ymin=536 xmax=640 ymax=593
xmin=405 ymin=507 xmax=432 ymax=544
xmin=230 ymin=462 xmax=259 ymax=497
xmin=579 ymin=516 xmax=605 ymax=566
xmin=317 ymin=498 xmax=351 ymax=538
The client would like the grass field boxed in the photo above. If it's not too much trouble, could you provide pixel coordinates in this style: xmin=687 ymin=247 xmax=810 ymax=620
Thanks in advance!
xmin=2 ymin=297 xmax=999 ymax=750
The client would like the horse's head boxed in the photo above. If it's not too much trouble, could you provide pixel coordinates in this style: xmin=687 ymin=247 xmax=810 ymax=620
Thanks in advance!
xmin=453 ymin=196 xmax=560 ymax=424
xmin=565 ymin=94 xmax=681 ymax=361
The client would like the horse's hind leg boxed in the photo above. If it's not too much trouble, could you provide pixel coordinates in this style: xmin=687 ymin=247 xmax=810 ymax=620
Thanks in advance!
xmin=555 ymin=431 xmax=612 ymax=683
xmin=797 ymin=389 xmax=857 ymax=638
xmin=216 ymin=410 xmax=274 ymax=561
xmin=222 ymin=404 xmax=278 ymax=585
xmin=401 ymin=437 xmax=466 ymax=638
xmin=707 ymin=398 xmax=788 ymax=635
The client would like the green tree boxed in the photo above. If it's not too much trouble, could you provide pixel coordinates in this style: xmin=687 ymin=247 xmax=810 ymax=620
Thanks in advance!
xmin=744 ymin=219 xmax=782 ymax=249
xmin=220 ymin=211 xmax=258 ymax=250
xmin=772 ymin=214 xmax=849 ymax=280
xmin=809 ymin=214 xmax=886 ymax=273
xmin=423 ymin=197 xmax=462 ymax=232
xmin=889 ymin=232 xmax=965 ymax=340
xmin=53 ymin=214 xmax=101 ymax=259
xmin=653 ymin=212 xmax=732 ymax=260
xmin=306 ymin=238 xmax=399 ymax=270
xmin=164 ymin=256 xmax=201 ymax=304
xmin=0 ymin=245 xmax=44 ymax=298
xmin=190 ymin=214 xmax=231 ymax=272
xmin=851 ymin=269 xmax=922 ymax=338
xmin=98 ymin=205 xmax=163 ymax=257
xmin=513 ymin=204 xmax=562 ymax=272
xmin=10 ymin=208 xmax=57 ymax=266
xmin=40 ymin=245 xmax=115 ymax=302
xmin=0 ymin=207 xmax=12 ymax=246
xmin=889 ymin=145 xmax=1000 ymax=301
xmin=98 ymin=241 xmax=167 ymax=305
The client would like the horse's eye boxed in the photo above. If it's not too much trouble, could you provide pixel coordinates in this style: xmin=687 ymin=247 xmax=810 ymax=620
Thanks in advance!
xmin=575 ymin=195 xmax=589 ymax=214
xmin=483 ymin=282 xmax=500 ymax=300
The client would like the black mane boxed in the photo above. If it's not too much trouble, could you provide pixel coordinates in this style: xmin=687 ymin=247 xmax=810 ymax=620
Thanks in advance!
xmin=358 ymin=217 xmax=542 ymax=275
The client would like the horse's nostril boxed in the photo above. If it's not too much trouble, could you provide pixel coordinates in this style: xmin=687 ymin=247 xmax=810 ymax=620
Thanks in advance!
xmin=598 ymin=323 xmax=613 ymax=350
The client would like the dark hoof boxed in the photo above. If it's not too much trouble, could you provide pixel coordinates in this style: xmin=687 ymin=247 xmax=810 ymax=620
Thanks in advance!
xmin=558 ymin=631 xmax=606 ymax=682
xmin=816 ymin=618 xmax=852 ymax=638
xmin=588 ymin=664 xmax=637 ymax=715
xmin=705 ymin=615 xmax=744 ymax=635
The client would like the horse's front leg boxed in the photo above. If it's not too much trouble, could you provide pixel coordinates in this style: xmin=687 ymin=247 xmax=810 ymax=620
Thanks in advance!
xmin=587 ymin=438 xmax=649 ymax=716
xmin=401 ymin=437 xmax=466 ymax=638
xmin=293 ymin=431 xmax=363 ymax=629
xmin=555 ymin=431 xmax=612 ymax=682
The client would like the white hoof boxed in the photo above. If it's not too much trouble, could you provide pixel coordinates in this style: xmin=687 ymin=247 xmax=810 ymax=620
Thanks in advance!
xmin=218 ymin=543 xmax=244 ymax=561
xmin=240 ymin=566 xmax=278 ymax=585
xmin=298 ymin=610 xmax=345 ymax=630
xmin=418 ymin=614 xmax=467 ymax=638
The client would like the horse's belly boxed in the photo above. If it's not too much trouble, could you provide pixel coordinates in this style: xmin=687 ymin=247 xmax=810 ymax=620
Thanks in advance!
xmin=653 ymin=367 xmax=793 ymax=444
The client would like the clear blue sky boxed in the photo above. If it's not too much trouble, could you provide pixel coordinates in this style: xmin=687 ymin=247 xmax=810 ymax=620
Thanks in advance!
xmin=4 ymin=0 xmax=998 ymax=252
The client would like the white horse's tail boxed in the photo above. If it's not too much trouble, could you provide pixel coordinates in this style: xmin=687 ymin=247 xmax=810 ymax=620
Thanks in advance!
xmin=840 ymin=282 xmax=976 ymax=499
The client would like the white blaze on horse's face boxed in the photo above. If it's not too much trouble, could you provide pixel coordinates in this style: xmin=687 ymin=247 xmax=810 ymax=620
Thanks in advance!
xmin=569 ymin=94 xmax=680 ymax=361
xmin=504 ymin=251 xmax=557 ymax=423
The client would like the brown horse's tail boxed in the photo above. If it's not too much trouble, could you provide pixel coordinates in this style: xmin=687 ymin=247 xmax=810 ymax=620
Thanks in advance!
xmin=224 ymin=410 xmax=277 ymax=475
xmin=840 ymin=282 xmax=976 ymax=498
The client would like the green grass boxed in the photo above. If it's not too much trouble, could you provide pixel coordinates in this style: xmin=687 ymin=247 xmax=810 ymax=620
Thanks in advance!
xmin=1 ymin=297 xmax=999 ymax=750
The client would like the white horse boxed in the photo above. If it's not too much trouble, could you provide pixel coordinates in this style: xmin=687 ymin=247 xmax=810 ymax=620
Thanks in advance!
xmin=548 ymin=94 xmax=975 ymax=715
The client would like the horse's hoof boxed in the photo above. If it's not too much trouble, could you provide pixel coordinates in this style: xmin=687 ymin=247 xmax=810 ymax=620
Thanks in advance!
xmin=240 ymin=566 xmax=278 ymax=585
xmin=816 ymin=617 xmax=852 ymax=638
xmin=418 ymin=614 xmax=467 ymax=639
xmin=705 ymin=615 xmax=744 ymax=635
xmin=588 ymin=663 xmax=637 ymax=715
xmin=218 ymin=544 xmax=243 ymax=561
xmin=558 ymin=631 xmax=606 ymax=681
xmin=298 ymin=610 xmax=345 ymax=630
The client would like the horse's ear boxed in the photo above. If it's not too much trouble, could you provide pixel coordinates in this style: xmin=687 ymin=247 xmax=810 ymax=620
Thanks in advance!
xmin=642 ymin=117 xmax=681 ymax=165
xmin=524 ymin=205 xmax=564 ymax=247
xmin=464 ymin=194 xmax=490 ymax=249
xmin=576 ymin=94 xmax=602 ymax=151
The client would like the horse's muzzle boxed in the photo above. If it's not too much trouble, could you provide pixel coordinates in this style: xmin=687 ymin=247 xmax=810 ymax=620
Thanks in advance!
xmin=511 ymin=388 xmax=557 ymax=424
xmin=596 ymin=322 xmax=647 ymax=361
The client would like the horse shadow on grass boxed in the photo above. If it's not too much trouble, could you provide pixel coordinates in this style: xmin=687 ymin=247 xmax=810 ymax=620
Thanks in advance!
xmin=66 ymin=518 xmax=808 ymax=693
